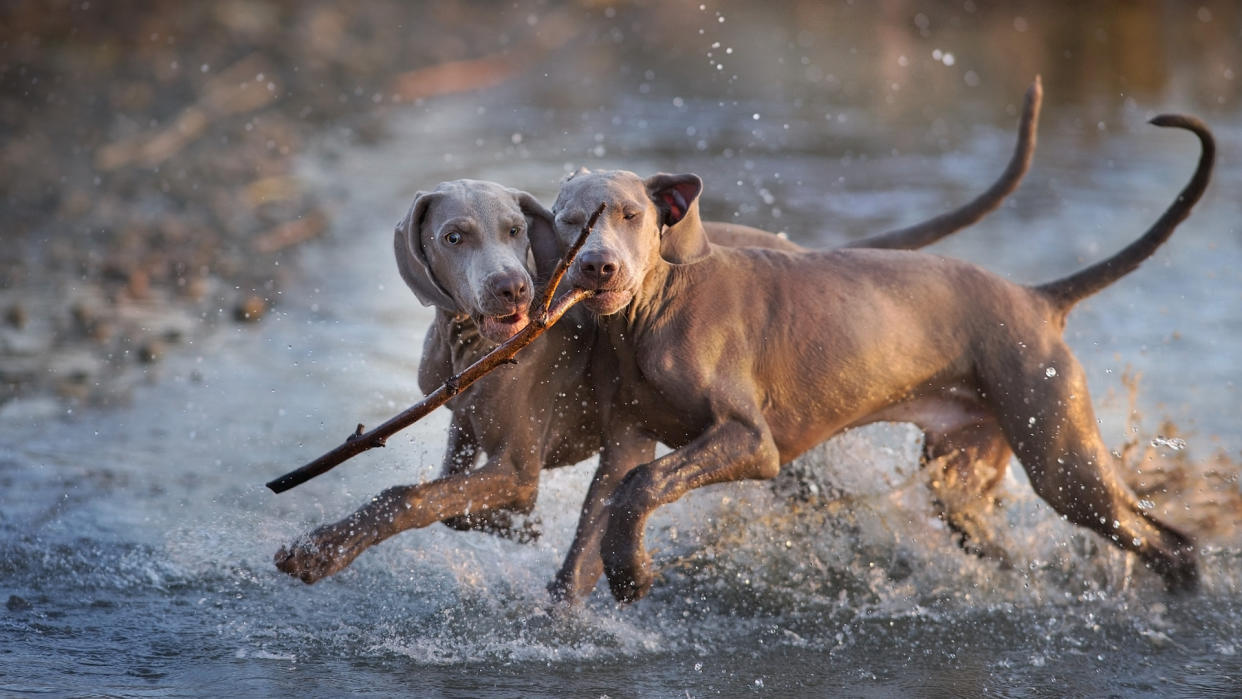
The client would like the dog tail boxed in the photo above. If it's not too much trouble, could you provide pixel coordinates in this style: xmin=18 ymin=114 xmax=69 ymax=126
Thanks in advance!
xmin=847 ymin=76 xmax=1041 ymax=250
xmin=1036 ymin=115 xmax=1214 ymax=312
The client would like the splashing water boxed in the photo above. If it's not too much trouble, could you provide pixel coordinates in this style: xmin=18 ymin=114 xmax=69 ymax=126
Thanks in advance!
xmin=4 ymin=111 xmax=1240 ymax=693
xmin=5 ymin=6 xmax=1242 ymax=693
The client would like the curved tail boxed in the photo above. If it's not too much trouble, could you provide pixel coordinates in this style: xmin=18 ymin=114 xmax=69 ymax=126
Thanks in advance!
xmin=1036 ymin=114 xmax=1214 ymax=311
xmin=848 ymin=76 xmax=1042 ymax=250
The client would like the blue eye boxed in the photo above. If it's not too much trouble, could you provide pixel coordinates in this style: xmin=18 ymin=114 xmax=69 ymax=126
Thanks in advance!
xmin=445 ymin=231 xmax=462 ymax=245
xmin=623 ymin=212 xmax=638 ymax=221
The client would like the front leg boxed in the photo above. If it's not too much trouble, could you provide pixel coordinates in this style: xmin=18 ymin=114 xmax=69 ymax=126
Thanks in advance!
xmin=601 ymin=418 xmax=779 ymax=603
xmin=421 ymin=319 xmax=535 ymax=539
xmin=417 ymin=311 xmax=459 ymax=395
xmin=548 ymin=426 xmax=655 ymax=603
xmin=438 ymin=410 xmax=481 ymax=476
xmin=275 ymin=456 xmax=538 ymax=584
xmin=436 ymin=411 xmax=544 ymax=543
xmin=438 ymin=411 xmax=494 ymax=531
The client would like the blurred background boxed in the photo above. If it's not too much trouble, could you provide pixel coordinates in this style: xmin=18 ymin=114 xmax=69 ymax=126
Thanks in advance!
xmin=3 ymin=0 xmax=1240 ymax=408
xmin=3 ymin=2 xmax=1242 ymax=695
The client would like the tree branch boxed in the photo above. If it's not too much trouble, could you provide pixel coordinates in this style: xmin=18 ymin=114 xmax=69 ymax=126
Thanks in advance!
xmin=265 ymin=202 xmax=606 ymax=494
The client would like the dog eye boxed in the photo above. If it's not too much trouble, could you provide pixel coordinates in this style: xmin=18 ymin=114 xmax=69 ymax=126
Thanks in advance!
xmin=622 ymin=211 xmax=638 ymax=221
xmin=445 ymin=231 xmax=462 ymax=245
xmin=509 ymin=226 xmax=520 ymax=238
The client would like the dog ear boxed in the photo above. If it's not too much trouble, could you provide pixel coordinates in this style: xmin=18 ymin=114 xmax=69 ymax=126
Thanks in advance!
xmin=510 ymin=189 xmax=562 ymax=282
xmin=393 ymin=191 xmax=456 ymax=309
xmin=646 ymin=172 xmax=711 ymax=264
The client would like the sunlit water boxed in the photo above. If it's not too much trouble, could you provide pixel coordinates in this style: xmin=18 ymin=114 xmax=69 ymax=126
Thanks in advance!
xmin=5 ymin=4 xmax=1242 ymax=695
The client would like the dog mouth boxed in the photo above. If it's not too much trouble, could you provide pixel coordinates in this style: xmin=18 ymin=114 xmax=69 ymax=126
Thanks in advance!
xmin=476 ymin=308 xmax=530 ymax=342
xmin=580 ymin=288 xmax=632 ymax=315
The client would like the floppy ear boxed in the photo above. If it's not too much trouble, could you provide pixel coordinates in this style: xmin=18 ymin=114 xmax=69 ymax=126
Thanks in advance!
xmin=393 ymin=191 xmax=456 ymax=309
xmin=510 ymin=189 xmax=562 ymax=282
xmin=645 ymin=172 xmax=711 ymax=264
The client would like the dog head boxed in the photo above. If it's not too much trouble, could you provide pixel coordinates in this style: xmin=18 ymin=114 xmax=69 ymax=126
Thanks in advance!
xmin=394 ymin=179 xmax=556 ymax=342
xmin=550 ymin=168 xmax=711 ymax=315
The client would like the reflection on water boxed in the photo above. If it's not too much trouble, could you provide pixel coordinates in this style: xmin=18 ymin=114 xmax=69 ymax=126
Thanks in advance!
xmin=3 ymin=1 xmax=1241 ymax=695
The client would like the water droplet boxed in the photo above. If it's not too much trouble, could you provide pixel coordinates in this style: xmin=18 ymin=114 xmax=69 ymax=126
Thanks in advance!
xmin=1150 ymin=436 xmax=1187 ymax=451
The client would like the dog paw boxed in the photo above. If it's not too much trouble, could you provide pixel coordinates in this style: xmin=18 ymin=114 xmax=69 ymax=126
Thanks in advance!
xmin=274 ymin=541 xmax=338 ymax=584
xmin=603 ymin=554 xmax=654 ymax=604
xmin=1143 ymin=525 xmax=1200 ymax=594
xmin=273 ymin=525 xmax=369 ymax=584
xmin=546 ymin=576 xmax=580 ymax=604
xmin=1152 ymin=547 xmax=1199 ymax=595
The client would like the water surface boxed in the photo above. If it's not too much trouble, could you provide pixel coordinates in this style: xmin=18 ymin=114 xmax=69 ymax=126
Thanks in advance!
xmin=4 ymin=3 xmax=1242 ymax=695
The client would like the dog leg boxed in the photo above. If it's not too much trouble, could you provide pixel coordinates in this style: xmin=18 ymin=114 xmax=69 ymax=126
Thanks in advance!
xmin=275 ymin=458 xmax=539 ymax=584
xmin=601 ymin=418 xmax=780 ymax=603
xmin=921 ymin=419 xmax=1013 ymax=564
xmin=438 ymin=411 xmax=481 ymax=477
xmin=431 ymin=407 xmax=542 ymax=543
xmin=548 ymin=427 xmax=655 ymax=603
xmin=983 ymin=346 xmax=1198 ymax=592
xmin=438 ymin=411 xmax=499 ymax=532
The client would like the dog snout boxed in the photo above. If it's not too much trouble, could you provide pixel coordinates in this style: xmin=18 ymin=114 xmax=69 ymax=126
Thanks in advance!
xmin=485 ymin=270 xmax=531 ymax=307
xmin=577 ymin=250 xmax=621 ymax=287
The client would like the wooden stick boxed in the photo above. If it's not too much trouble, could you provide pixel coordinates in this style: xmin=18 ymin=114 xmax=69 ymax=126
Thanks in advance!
xmin=535 ymin=203 xmax=602 ymax=316
xmin=265 ymin=202 xmax=606 ymax=494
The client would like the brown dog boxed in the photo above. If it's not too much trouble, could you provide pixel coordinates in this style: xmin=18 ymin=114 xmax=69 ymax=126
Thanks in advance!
xmin=274 ymin=82 xmax=1042 ymax=597
xmin=545 ymin=114 xmax=1211 ymax=603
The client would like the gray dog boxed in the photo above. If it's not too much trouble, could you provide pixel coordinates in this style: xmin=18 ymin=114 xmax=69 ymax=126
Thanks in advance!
xmin=275 ymin=82 xmax=1042 ymax=599
xmin=546 ymin=115 xmax=1212 ymax=603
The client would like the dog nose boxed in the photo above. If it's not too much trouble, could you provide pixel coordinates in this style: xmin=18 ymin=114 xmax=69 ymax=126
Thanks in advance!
xmin=577 ymin=250 xmax=620 ymax=285
xmin=486 ymin=271 xmax=530 ymax=306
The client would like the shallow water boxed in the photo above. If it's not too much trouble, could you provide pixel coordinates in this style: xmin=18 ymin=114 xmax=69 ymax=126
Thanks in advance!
xmin=5 ymin=3 xmax=1242 ymax=696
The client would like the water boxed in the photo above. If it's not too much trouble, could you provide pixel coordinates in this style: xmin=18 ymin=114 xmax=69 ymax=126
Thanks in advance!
xmin=5 ymin=3 xmax=1242 ymax=695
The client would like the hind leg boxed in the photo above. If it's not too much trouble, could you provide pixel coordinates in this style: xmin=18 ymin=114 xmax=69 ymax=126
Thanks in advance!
xmin=921 ymin=415 xmax=1012 ymax=563
xmin=982 ymin=345 xmax=1197 ymax=591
